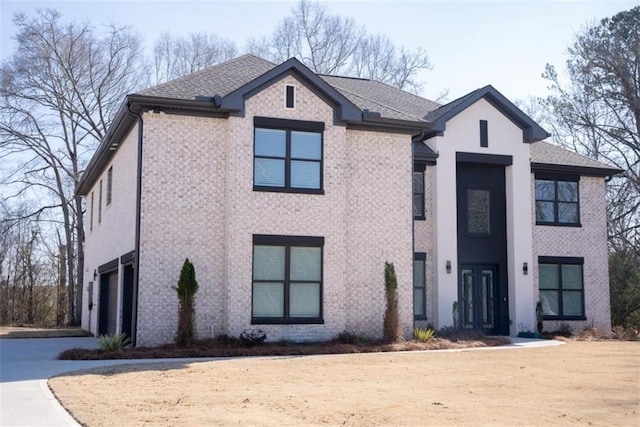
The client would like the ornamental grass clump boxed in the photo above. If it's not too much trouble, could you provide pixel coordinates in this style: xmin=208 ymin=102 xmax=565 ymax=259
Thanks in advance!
xmin=413 ymin=327 xmax=436 ymax=343
xmin=174 ymin=258 xmax=199 ymax=347
xmin=97 ymin=333 xmax=131 ymax=351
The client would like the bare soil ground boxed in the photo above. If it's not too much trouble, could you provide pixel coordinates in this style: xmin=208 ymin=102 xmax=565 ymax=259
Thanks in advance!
xmin=50 ymin=340 xmax=639 ymax=426
xmin=0 ymin=325 xmax=92 ymax=339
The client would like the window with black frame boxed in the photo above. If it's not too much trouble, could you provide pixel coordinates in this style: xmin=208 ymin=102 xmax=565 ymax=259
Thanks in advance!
xmin=538 ymin=257 xmax=585 ymax=319
xmin=253 ymin=117 xmax=324 ymax=193
xmin=535 ymin=174 xmax=580 ymax=226
xmin=252 ymin=235 xmax=324 ymax=324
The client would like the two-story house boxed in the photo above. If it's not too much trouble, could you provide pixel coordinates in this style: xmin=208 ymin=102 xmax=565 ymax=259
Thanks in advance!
xmin=78 ymin=54 xmax=619 ymax=346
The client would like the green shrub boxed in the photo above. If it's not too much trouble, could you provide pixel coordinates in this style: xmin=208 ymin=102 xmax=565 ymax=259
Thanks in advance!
xmin=383 ymin=261 xmax=401 ymax=342
xmin=97 ymin=333 xmax=131 ymax=351
xmin=413 ymin=327 xmax=436 ymax=343
xmin=175 ymin=258 xmax=199 ymax=347
xmin=335 ymin=330 xmax=357 ymax=344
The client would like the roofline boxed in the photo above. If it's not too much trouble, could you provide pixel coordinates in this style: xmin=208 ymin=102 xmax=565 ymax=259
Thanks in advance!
xmin=531 ymin=162 xmax=623 ymax=177
xmin=77 ymin=94 xmax=230 ymax=195
xmin=426 ymin=85 xmax=551 ymax=143
xmin=221 ymin=57 xmax=363 ymax=123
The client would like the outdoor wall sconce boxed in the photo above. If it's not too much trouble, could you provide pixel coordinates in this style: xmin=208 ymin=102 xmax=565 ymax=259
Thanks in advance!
xmin=523 ymin=262 xmax=528 ymax=275
xmin=446 ymin=260 xmax=452 ymax=274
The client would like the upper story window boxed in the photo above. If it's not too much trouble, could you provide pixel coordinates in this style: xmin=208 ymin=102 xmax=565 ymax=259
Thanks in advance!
xmin=90 ymin=191 xmax=94 ymax=232
xmin=106 ymin=166 xmax=113 ymax=206
xmin=252 ymin=234 xmax=324 ymax=324
xmin=98 ymin=180 xmax=103 ymax=224
xmin=413 ymin=164 xmax=426 ymax=220
xmin=535 ymin=173 xmax=580 ymax=226
xmin=253 ymin=117 xmax=324 ymax=194
xmin=538 ymin=256 xmax=584 ymax=320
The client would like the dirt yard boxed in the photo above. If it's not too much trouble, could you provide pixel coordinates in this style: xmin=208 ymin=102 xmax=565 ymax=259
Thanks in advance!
xmin=50 ymin=340 xmax=639 ymax=426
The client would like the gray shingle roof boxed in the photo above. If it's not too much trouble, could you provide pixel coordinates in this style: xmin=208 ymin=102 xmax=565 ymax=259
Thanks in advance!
xmin=320 ymin=75 xmax=440 ymax=121
xmin=138 ymin=54 xmax=276 ymax=99
xmin=531 ymin=141 xmax=621 ymax=174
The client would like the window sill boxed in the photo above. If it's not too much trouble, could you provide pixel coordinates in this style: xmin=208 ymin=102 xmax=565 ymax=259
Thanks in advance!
xmin=414 ymin=315 xmax=428 ymax=321
xmin=413 ymin=215 xmax=426 ymax=221
xmin=542 ymin=316 xmax=586 ymax=321
xmin=535 ymin=222 xmax=582 ymax=228
xmin=253 ymin=186 xmax=324 ymax=195
xmin=251 ymin=317 xmax=324 ymax=325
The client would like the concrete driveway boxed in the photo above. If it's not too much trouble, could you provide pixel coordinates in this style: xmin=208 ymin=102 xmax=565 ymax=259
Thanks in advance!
xmin=0 ymin=337 xmax=202 ymax=426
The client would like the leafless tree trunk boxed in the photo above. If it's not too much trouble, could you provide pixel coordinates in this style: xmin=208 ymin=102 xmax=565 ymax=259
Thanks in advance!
xmin=0 ymin=9 xmax=148 ymax=325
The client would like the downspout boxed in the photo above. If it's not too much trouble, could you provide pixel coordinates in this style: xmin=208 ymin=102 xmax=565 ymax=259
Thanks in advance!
xmin=126 ymin=101 xmax=144 ymax=347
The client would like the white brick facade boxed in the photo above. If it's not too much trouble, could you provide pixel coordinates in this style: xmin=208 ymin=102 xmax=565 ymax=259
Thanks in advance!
xmin=81 ymin=58 xmax=614 ymax=346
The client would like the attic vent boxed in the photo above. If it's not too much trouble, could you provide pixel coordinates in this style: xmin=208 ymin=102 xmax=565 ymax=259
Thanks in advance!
xmin=285 ymin=85 xmax=295 ymax=108
xmin=480 ymin=120 xmax=488 ymax=147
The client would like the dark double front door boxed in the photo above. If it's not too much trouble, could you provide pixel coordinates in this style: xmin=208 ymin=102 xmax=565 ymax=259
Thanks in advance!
xmin=456 ymin=160 xmax=509 ymax=335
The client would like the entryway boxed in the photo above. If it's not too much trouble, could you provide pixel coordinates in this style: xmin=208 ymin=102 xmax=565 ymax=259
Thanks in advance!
xmin=459 ymin=265 xmax=498 ymax=334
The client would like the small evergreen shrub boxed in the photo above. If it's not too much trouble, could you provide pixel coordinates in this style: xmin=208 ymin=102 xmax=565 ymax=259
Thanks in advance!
xmin=239 ymin=328 xmax=267 ymax=346
xmin=97 ymin=333 xmax=131 ymax=351
xmin=383 ymin=261 xmax=401 ymax=342
xmin=335 ymin=330 xmax=357 ymax=344
xmin=174 ymin=258 xmax=199 ymax=347
xmin=413 ymin=327 xmax=436 ymax=343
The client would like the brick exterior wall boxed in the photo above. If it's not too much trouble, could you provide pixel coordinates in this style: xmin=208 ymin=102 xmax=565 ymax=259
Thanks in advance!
xmin=134 ymin=73 xmax=414 ymax=346
xmin=532 ymin=175 xmax=612 ymax=333
xmin=82 ymin=125 xmax=138 ymax=334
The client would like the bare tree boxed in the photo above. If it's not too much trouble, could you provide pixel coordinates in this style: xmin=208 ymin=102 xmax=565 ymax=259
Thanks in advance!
xmin=540 ymin=7 xmax=640 ymax=327
xmin=0 ymin=9 xmax=148 ymax=324
xmin=153 ymin=32 xmax=237 ymax=83
xmin=248 ymin=0 xmax=431 ymax=92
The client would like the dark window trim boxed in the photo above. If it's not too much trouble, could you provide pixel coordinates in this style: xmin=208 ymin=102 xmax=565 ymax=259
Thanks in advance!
xmin=90 ymin=191 xmax=94 ymax=232
xmin=480 ymin=120 xmax=488 ymax=148
xmin=413 ymin=170 xmax=425 ymax=220
xmin=538 ymin=256 xmax=585 ymax=320
xmin=251 ymin=234 xmax=324 ymax=325
xmin=98 ymin=258 xmax=119 ymax=274
xmin=98 ymin=180 xmax=103 ymax=224
xmin=413 ymin=252 xmax=427 ymax=320
xmin=253 ymin=117 xmax=324 ymax=193
xmin=120 ymin=250 xmax=136 ymax=265
xmin=106 ymin=166 xmax=113 ymax=206
xmin=456 ymin=152 xmax=513 ymax=166
xmin=285 ymin=85 xmax=295 ymax=109
xmin=534 ymin=174 xmax=581 ymax=227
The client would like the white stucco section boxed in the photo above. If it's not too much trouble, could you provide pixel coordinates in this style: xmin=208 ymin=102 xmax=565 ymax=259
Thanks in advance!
xmin=424 ymin=98 xmax=534 ymax=333
xmin=81 ymin=125 xmax=139 ymax=335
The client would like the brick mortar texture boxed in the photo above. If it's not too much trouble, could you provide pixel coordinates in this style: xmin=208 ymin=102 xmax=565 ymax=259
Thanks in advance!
xmin=532 ymin=175 xmax=612 ymax=333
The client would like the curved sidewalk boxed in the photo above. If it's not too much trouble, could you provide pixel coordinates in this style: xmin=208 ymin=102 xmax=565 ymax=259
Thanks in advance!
xmin=0 ymin=336 xmax=561 ymax=426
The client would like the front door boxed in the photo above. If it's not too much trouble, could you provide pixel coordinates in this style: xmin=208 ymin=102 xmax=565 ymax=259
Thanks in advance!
xmin=457 ymin=161 xmax=509 ymax=334
xmin=460 ymin=265 xmax=498 ymax=333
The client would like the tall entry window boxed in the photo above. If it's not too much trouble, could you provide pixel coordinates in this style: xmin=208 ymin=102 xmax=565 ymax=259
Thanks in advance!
xmin=253 ymin=117 xmax=324 ymax=193
xmin=413 ymin=253 xmax=426 ymax=319
xmin=252 ymin=235 xmax=324 ymax=324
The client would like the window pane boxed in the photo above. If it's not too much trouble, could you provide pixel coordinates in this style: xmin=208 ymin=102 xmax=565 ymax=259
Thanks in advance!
xmin=563 ymin=291 xmax=583 ymax=316
xmin=558 ymin=203 xmax=578 ymax=223
xmin=290 ymin=282 xmax=320 ymax=317
xmin=253 ymin=246 xmax=285 ymax=280
xmin=290 ymin=247 xmax=321 ymax=281
xmin=291 ymin=131 xmax=321 ymax=160
xmin=540 ymin=290 xmax=559 ymax=316
xmin=562 ymin=265 xmax=583 ymax=289
xmin=539 ymin=264 xmax=559 ymax=289
xmin=468 ymin=189 xmax=490 ymax=234
xmin=413 ymin=172 xmax=424 ymax=193
xmin=253 ymin=282 xmax=284 ymax=317
xmin=535 ymin=201 xmax=555 ymax=222
xmin=413 ymin=260 xmax=425 ymax=289
xmin=254 ymin=158 xmax=285 ymax=187
xmin=413 ymin=288 xmax=425 ymax=316
xmin=291 ymin=160 xmax=320 ymax=189
xmin=255 ymin=128 xmax=286 ymax=157
xmin=558 ymin=181 xmax=578 ymax=202
xmin=413 ymin=194 xmax=424 ymax=217
xmin=535 ymin=180 xmax=555 ymax=201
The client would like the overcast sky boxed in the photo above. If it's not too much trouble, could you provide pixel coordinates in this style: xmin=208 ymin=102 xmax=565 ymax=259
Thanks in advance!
xmin=1 ymin=0 xmax=636 ymax=103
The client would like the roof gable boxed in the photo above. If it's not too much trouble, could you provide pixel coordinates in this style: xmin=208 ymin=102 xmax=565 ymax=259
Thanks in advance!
xmin=424 ymin=85 xmax=550 ymax=143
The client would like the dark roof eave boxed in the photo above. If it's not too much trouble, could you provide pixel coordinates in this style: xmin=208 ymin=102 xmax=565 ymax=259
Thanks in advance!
xmin=531 ymin=162 xmax=623 ymax=177
xmin=350 ymin=115 xmax=432 ymax=133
